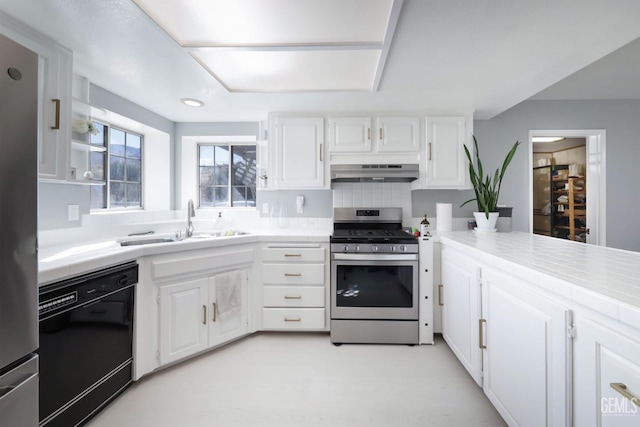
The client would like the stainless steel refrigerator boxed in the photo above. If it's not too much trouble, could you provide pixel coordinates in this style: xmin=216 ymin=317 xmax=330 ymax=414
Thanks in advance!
xmin=0 ymin=33 xmax=39 ymax=426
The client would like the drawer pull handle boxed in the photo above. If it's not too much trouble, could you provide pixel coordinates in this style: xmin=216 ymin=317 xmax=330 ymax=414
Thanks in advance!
xmin=212 ymin=302 xmax=217 ymax=322
xmin=284 ymin=295 xmax=302 ymax=300
xmin=611 ymin=383 xmax=640 ymax=407
xmin=202 ymin=305 xmax=207 ymax=325
xmin=284 ymin=253 xmax=302 ymax=257
xmin=438 ymin=284 xmax=443 ymax=306
xmin=284 ymin=273 xmax=302 ymax=277
xmin=284 ymin=317 xmax=301 ymax=322
xmin=51 ymin=99 xmax=61 ymax=130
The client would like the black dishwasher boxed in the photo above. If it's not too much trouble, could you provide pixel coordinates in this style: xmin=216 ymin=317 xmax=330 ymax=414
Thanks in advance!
xmin=38 ymin=262 xmax=137 ymax=427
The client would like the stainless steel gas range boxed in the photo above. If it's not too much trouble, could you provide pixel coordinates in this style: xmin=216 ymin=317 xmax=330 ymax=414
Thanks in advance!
xmin=330 ymin=208 xmax=419 ymax=344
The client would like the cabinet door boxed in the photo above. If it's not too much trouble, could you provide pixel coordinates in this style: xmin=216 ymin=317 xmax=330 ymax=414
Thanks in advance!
xmin=375 ymin=116 xmax=419 ymax=152
xmin=38 ymin=44 xmax=72 ymax=180
xmin=328 ymin=117 xmax=372 ymax=152
xmin=433 ymin=242 xmax=443 ymax=333
xmin=208 ymin=270 xmax=249 ymax=348
xmin=273 ymin=117 xmax=325 ymax=189
xmin=441 ymin=247 xmax=482 ymax=385
xmin=159 ymin=278 xmax=208 ymax=365
xmin=575 ymin=317 xmax=640 ymax=427
xmin=482 ymin=268 xmax=570 ymax=427
xmin=425 ymin=116 xmax=467 ymax=188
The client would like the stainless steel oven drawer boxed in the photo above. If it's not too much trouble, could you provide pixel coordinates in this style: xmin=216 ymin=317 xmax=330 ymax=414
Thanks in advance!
xmin=263 ymin=286 xmax=325 ymax=308
xmin=262 ymin=264 xmax=325 ymax=285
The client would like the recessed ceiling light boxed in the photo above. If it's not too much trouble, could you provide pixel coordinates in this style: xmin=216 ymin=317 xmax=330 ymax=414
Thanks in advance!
xmin=532 ymin=136 xmax=565 ymax=143
xmin=181 ymin=98 xmax=205 ymax=107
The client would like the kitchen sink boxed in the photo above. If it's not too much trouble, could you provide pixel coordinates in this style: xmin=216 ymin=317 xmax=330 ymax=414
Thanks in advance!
xmin=189 ymin=231 xmax=249 ymax=239
xmin=119 ymin=237 xmax=176 ymax=246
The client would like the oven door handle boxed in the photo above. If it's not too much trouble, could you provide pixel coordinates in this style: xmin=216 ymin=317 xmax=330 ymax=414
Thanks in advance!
xmin=331 ymin=253 xmax=418 ymax=261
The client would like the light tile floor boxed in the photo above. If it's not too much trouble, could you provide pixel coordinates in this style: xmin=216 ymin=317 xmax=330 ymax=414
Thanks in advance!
xmin=87 ymin=333 xmax=506 ymax=427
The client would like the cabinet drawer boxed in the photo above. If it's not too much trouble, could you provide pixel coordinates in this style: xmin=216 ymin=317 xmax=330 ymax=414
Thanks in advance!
xmin=262 ymin=308 xmax=325 ymax=330
xmin=262 ymin=247 xmax=325 ymax=262
xmin=263 ymin=286 xmax=325 ymax=308
xmin=262 ymin=264 xmax=324 ymax=285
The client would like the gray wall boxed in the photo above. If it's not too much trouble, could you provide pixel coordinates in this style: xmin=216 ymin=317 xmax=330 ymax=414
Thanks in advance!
xmin=411 ymin=189 xmax=475 ymax=219
xmin=257 ymin=190 xmax=333 ymax=218
xmin=473 ymin=99 xmax=640 ymax=252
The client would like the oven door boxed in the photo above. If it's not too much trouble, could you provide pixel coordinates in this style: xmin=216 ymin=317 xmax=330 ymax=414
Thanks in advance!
xmin=331 ymin=253 xmax=419 ymax=320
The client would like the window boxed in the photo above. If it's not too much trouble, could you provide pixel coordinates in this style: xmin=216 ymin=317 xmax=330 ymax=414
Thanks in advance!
xmin=198 ymin=144 xmax=256 ymax=207
xmin=89 ymin=122 xmax=143 ymax=210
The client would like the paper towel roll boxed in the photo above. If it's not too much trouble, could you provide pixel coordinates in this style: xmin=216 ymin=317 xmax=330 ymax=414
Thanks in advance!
xmin=436 ymin=203 xmax=453 ymax=231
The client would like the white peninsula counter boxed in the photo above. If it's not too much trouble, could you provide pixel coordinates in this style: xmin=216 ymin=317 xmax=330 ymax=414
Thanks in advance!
xmin=436 ymin=231 xmax=640 ymax=427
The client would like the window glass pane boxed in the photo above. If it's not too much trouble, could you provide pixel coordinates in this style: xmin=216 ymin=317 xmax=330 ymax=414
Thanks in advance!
xmin=199 ymin=146 xmax=214 ymax=166
xmin=126 ymin=183 xmax=141 ymax=205
xmin=90 ymin=152 xmax=105 ymax=181
xmin=215 ymin=145 xmax=230 ymax=164
xmin=125 ymin=158 xmax=141 ymax=183
xmin=110 ymin=182 xmax=125 ymax=207
xmin=199 ymin=166 xmax=214 ymax=186
xmin=214 ymin=164 xmax=229 ymax=185
xmin=110 ymin=129 xmax=125 ymax=156
xmin=110 ymin=156 xmax=125 ymax=181
xmin=127 ymin=134 xmax=141 ymax=159
xmin=232 ymin=146 xmax=256 ymax=187
xmin=90 ymin=123 xmax=106 ymax=147
xmin=214 ymin=187 xmax=228 ymax=207
xmin=90 ymin=186 xmax=105 ymax=210
xmin=199 ymin=187 xmax=214 ymax=207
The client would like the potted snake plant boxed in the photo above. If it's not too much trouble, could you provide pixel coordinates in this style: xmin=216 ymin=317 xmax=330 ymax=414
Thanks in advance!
xmin=461 ymin=136 xmax=519 ymax=230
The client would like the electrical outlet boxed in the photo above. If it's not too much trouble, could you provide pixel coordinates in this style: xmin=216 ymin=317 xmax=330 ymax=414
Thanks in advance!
xmin=68 ymin=204 xmax=80 ymax=221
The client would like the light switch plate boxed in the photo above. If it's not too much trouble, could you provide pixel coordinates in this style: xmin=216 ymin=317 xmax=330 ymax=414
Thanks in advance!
xmin=68 ymin=204 xmax=80 ymax=221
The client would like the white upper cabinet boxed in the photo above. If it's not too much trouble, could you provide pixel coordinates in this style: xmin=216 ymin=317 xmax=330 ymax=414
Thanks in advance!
xmin=0 ymin=14 xmax=73 ymax=181
xmin=328 ymin=117 xmax=372 ymax=152
xmin=425 ymin=116 xmax=468 ymax=189
xmin=272 ymin=116 xmax=326 ymax=189
xmin=327 ymin=116 xmax=419 ymax=155
xmin=376 ymin=116 xmax=420 ymax=153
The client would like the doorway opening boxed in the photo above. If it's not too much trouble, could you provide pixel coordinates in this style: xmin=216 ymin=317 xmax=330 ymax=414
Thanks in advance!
xmin=528 ymin=130 xmax=606 ymax=246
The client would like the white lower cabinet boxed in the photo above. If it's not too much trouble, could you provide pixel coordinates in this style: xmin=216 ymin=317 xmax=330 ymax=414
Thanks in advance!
xmin=575 ymin=316 xmax=640 ymax=426
xmin=441 ymin=246 xmax=570 ymax=426
xmin=441 ymin=246 xmax=482 ymax=385
xmin=482 ymin=267 xmax=570 ymax=427
xmin=159 ymin=270 xmax=249 ymax=366
xmin=261 ymin=244 xmax=329 ymax=331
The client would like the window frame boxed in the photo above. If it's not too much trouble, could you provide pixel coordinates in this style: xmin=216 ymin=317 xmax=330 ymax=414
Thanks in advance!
xmin=90 ymin=120 xmax=144 ymax=211
xmin=197 ymin=142 xmax=257 ymax=209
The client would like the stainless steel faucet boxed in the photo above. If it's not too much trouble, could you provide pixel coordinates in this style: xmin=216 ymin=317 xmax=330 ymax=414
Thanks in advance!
xmin=186 ymin=199 xmax=195 ymax=237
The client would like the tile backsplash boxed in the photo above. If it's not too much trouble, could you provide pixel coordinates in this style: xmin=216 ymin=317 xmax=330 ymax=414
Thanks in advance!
xmin=332 ymin=182 xmax=413 ymax=222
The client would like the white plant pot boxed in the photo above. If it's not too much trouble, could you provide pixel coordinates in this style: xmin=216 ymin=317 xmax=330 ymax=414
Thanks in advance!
xmin=473 ymin=212 xmax=499 ymax=231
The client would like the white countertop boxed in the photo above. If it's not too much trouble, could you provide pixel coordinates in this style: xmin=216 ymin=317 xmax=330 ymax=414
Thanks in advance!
xmin=38 ymin=232 xmax=329 ymax=286
xmin=438 ymin=231 xmax=640 ymax=327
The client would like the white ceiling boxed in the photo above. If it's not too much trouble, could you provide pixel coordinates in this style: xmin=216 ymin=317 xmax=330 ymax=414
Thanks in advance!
xmin=1 ymin=0 xmax=640 ymax=122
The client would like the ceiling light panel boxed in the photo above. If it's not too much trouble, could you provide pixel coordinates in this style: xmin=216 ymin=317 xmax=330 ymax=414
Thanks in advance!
xmin=192 ymin=49 xmax=380 ymax=92
xmin=133 ymin=0 xmax=394 ymax=46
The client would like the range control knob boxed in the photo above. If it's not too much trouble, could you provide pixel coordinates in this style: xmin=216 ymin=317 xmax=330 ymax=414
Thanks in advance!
xmin=371 ymin=245 xmax=379 ymax=252
xmin=390 ymin=245 xmax=397 ymax=252
xmin=400 ymin=245 xmax=407 ymax=252
xmin=354 ymin=245 xmax=360 ymax=253
xmin=343 ymin=245 xmax=349 ymax=252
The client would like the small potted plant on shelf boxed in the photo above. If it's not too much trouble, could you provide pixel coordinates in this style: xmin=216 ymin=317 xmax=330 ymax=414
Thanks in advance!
xmin=461 ymin=136 xmax=520 ymax=231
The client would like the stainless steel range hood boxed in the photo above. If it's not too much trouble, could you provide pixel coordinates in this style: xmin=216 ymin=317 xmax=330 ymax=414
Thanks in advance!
xmin=330 ymin=164 xmax=419 ymax=182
